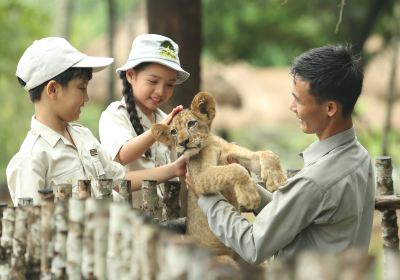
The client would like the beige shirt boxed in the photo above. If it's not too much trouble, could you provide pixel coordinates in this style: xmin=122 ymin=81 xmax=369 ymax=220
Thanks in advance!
xmin=99 ymin=98 xmax=175 ymax=207
xmin=6 ymin=117 xmax=126 ymax=206
xmin=198 ymin=127 xmax=375 ymax=264
xmin=99 ymin=98 xmax=173 ymax=169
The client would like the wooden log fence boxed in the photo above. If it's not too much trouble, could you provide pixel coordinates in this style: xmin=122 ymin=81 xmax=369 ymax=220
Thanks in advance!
xmin=0 ymin=156 xmax=399 ymax=279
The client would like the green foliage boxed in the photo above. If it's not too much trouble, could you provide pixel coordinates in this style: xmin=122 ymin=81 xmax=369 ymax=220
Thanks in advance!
xmin=202 ymin=0 xmax=395 ymax=66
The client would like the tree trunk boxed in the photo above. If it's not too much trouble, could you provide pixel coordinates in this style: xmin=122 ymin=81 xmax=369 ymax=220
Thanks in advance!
xmin=146 ymin=0 xmax=202 ymax=111
xmin=54 ymin=0 xmax=73 ymax=39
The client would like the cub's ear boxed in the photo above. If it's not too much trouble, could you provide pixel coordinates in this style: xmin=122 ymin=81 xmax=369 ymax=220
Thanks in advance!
xmin=151 ymin=124 xmax=173 ymax=146
xmin=190 ymin=92 xmax=216 ymax=126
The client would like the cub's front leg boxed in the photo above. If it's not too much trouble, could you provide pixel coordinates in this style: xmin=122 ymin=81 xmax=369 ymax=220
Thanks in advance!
xmin=223 ymin=144 xmax=287 ymax=192
xmin=189 ymin=161 xmax=260 ymax=210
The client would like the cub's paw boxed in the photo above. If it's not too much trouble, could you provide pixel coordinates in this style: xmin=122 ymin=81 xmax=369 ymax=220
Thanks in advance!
xmin=259 ymin=151 xmax=287 ymax=192
xmin=235 ymin=181 xmax=261 ymax=210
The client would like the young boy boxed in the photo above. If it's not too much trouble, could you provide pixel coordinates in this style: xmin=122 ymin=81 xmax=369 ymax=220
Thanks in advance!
xmin=6 ymin=37 xmax=187 ymax=206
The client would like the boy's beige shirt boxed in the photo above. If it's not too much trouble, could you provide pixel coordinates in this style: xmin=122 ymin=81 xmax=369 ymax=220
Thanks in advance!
xmin=6 ymin=116 xmax=126 ymax=205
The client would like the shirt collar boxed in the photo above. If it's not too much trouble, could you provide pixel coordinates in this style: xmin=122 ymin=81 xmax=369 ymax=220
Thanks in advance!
xmin=302 ymin=127 xmax=356 ymax=166
xmin=31 ymin=116 xmax=78 ymax=148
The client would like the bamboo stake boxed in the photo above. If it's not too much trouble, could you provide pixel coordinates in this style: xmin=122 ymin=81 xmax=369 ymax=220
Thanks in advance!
xmin=11 ymin=207 xmax=28 ymax=279
xmin=93 ymin=179 xmax=113 ymax=200
xmin=40 ymin=200 xmax=54 ymax=279
xmin=93 ymin=199 xmax=110 ymax=280
xmin=129 ymin=209 xmax=143 ymax=279
xmin=107 ymin=202 xmax=131 ymax=279
xmin=54 ymin=184 xmax=72 ymax=202
xmin=17 ymin=197 xmax=33 ymax=206
xmin=0 ymin=203 xmax=9 ymax=263
xmin=66 ymin=198 xmax=85 ymax=279
xmin=77 ymin=180 xmax=91 ymax=199
xmin=138 ymin=223 xmax=159 ymax=280
xmin=0 ymin=207 xmax=15 ymax=265
xmin=51 ymin=201 xmax=68 ymax=279
xmin=141 ymin=180 xmax=159 ymax=219
xmin=38 ymin=188 xmax=54 ymax=203
xmin=113 ymin=179 xmax=132 ymax=203
xmin=161 ymin=181 xmax=181 ymax=221
xmin=25 ymin=206 xmax=41 ymax=280
xmin=81 ymin=198 xmax=96 ymax=279
xmin=376 ymin=156 xmax=399 ymax=250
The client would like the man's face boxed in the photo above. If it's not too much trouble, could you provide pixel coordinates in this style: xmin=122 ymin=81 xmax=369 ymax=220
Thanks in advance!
xmin=289 ymin=77 xmax=330 ymax=138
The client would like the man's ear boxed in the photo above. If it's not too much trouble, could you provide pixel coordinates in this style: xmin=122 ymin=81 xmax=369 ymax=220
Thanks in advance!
xmin=151 ymin=123 xmax=173 ymax=146
xmin=326 ymin=101 xmax=338 ymax=117
xmin=190 ymin=92 xmax=216 ymax=127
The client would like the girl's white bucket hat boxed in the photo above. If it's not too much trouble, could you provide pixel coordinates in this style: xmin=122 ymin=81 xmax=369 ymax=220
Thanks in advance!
xmin=116 ymin=34 xmax=190 ymax=85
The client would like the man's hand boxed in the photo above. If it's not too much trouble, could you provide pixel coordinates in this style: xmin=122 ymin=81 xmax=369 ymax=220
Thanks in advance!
xmin=162 ymin=105 xmax=183 ymax=125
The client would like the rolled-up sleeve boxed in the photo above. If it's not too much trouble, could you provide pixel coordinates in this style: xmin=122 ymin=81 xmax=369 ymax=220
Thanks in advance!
xmin=99 ymin=108 xmax=134 ymax=161
xmin=198 ymin=178 xmax=325 ymax=264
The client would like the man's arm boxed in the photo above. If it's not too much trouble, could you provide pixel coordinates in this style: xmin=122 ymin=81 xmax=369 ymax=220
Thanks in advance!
xmin=197 ymin=178 xmax=324 ymax=264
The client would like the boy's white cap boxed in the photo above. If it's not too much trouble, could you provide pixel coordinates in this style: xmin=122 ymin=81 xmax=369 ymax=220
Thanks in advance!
xmin=16 ymin=37 xmax=114 ymax=91
xmin=116 ymin=34 xmax=190 ymax=85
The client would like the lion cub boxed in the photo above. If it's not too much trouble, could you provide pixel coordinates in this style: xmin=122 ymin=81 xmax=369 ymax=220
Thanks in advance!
xmin=151 ymin=92 xmax=286 ymax=260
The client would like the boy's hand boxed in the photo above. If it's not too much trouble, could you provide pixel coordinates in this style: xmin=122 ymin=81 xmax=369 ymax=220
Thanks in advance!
xmin=173 ymin=155 xmax=188 ymax=177
xmin=162 ymin=105 xmax=183 ymax=125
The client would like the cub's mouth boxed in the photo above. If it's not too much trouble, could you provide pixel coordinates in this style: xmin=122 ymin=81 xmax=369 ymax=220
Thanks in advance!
xmin=177 ymin=144 xmax=202 ymax=157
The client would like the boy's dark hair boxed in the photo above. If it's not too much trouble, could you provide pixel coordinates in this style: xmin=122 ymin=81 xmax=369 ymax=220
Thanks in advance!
xmin=18 ymin=68 xmax=92 ymax=102
xmin=290 ymin=44 xmax=364 ymax=117
xmin=119 ymin=62 xmax=152 ymax=159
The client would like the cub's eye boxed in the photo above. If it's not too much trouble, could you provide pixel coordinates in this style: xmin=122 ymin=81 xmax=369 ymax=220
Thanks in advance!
xmin=187 ymin=120 xmax=197 ymax=129
xmin=170 ymin=128 xmax=177 ymax=136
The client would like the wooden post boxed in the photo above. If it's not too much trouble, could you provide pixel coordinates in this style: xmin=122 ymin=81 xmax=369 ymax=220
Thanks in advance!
xmin=25 ymin=206 xmax=41 ymax=279
xmin=11 ymin=207 xmax=28 ymax=279
xmin=81 ymin=198 xmax=96 ymax=279
xmin=38 ymin=188 xmax=54 ymax=203
xmin=0 ymin=207 xmax=15 ymax=267
xmin=0 ymin=203 xmax=9 ymax=263
xmin=376 ymin=156 xmax=399 ymax=250
xmin=107 ymin=202 xmax=131 ymax=279
xmin=113 ymin=179 xmax=132 ymax=203
xmin=138 ymin=223 xmax=159 ymax=280
xmin=54 ymin=184 xmax=72 ymax=202
xmin=51 ymin=201 xmax=68 ymax=278
xmin=40 ymin=200 xmax=54 ymax=279
xmin=66 ymin=198 xmax=85 ymax=279
xmin=161 ymin=181 xmax=181 ymax=221
xmin=93 ymin=179 xmax=113 ymax=200
xmin=93 ymin=199 xmax=110 ymax=280
xmin=77 ymin=180 xmax=91 ymax=199
xmin=17 ymin=197 xmax=33 ymax=206
xmin=141 ymin=180 xmax=159 ymax=219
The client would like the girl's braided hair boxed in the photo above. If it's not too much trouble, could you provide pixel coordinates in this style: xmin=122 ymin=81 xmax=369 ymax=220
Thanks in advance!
xmin=119 ymin=63 xmax=152 ymax=158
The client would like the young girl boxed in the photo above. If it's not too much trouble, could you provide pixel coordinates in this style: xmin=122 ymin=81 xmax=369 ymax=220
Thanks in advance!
xmin=99 ymin=34 xmax=190 ymax=207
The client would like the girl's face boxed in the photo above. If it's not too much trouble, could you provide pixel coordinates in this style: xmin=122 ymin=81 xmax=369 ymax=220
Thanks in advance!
xmin=52 ymin=77 xmax=89 ymax=122
xmin=126 ymin=63 xmax=177 ymax=116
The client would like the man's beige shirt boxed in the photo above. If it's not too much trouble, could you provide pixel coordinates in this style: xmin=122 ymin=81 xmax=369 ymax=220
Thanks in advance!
xmin=6 ymin=117 xmax=126 ymax=205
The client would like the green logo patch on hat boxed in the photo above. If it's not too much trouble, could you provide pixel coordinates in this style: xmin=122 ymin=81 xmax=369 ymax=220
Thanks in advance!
xmin=159 ymin=41 xmax=177 ymax=60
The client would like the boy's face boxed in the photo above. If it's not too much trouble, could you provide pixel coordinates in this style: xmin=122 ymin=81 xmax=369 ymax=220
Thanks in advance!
xmin=52 ymin=77 xmax=89 ymax=122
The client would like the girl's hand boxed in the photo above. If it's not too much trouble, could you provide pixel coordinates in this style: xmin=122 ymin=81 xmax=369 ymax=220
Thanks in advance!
xmin=162 ymin=105 xmax=183 ymax=125
xmin=173 ymin=154 xmax=188 ymax=177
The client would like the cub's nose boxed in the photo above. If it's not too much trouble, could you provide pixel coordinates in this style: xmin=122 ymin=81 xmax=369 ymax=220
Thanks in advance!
xmin=179 ymin=139 xmax=189 ymax=147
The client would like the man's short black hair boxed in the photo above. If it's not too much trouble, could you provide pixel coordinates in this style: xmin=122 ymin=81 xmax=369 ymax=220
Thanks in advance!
xmin=18 ymin=67 xmax=93 ymax=102
xmin=290 ymin=44 xmax=364 ymax=117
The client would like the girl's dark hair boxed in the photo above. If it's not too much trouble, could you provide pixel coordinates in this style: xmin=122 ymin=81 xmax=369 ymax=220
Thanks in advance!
xmin=290 ymin=44 xmax=364 ymax=117
xmin=119 ymin=62 xmax=152 ymax=158
xmin=18 ymin=68 xmax=92 ymax=102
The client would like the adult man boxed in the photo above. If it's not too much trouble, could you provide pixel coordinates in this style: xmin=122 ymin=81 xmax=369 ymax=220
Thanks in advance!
xmin=186 ymin=44 xmax=375 ymax=264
